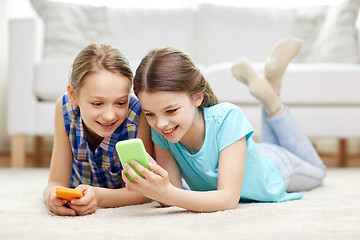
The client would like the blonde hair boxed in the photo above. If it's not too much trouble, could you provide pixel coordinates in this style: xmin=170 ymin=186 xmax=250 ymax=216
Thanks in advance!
xmin=70 ymin=43 xmax=133 ymax=92
xmin=133 ymin=47 xmax=218 ymax=109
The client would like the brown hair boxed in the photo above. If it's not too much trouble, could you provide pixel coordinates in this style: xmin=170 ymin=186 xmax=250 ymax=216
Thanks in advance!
xmin=133 ymin=47 xmax=218 ymax=109
xmin=70 ymin=43 xmax=133 ymax=92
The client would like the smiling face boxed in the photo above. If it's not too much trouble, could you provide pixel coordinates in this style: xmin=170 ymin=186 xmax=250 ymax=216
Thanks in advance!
xmin=138 ymin=91 xmax=204 ymax=146
xmin=68 ymin=70 xmax=130 ymax=138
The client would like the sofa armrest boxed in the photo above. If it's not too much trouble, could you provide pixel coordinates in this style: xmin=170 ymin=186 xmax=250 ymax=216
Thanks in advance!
xmin=7 ymin=18 xmax=44 ymax=135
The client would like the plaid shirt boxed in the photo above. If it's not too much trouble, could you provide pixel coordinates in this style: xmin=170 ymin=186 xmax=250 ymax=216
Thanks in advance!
xmin=62 ymin=92 xmax=141 ymax=188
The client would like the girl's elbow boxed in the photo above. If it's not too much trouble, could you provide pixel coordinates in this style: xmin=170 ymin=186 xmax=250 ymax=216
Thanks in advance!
xmin=218 ymin=197 xmax=239 ymax=211
xmin=225 ymin=201 xmax=239 ymax=211
xmin=226 ymin=191 xmax=241 ymax=210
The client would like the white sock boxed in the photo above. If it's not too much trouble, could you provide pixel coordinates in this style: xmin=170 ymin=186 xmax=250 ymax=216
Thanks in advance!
xmin=265 ymin=37 xmax=303 ymax=95
xmin=231 ymin=58 xmax=283 ymax=115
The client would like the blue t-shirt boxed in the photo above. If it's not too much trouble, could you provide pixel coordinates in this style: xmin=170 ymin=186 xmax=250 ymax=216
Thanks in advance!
xmin=151 ymin=102 xmax=302 ymax=202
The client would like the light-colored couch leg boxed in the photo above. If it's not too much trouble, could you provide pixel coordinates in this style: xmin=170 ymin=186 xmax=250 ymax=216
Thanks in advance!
xmin=337 ymin=138 xmax=347 ymax=167
xmin=11 ymin=135 xmax=26 ymax=168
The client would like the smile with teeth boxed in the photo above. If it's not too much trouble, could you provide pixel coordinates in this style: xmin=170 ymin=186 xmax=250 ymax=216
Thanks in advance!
xmin=98 ymin=121 xmax=116 ymax=127
xmin=163 ymin=126 xmax=177 ymax=134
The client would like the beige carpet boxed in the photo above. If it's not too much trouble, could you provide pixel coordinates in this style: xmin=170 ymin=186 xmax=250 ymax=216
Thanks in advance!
xmin=0 ymin=168 xmax=359 ymax=240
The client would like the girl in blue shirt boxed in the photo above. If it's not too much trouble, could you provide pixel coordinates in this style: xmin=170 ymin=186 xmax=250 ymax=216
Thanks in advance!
xmin=122 ymin=38 xmax=326 ymax=212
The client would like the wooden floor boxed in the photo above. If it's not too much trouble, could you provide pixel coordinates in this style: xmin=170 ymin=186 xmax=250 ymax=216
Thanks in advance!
xmin=0 ymin=152 xmax=359 ymax=168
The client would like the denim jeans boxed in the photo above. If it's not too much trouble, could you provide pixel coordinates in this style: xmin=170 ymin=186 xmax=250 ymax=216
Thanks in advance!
xmin=258 ymin=107 xmax=326 ymax=192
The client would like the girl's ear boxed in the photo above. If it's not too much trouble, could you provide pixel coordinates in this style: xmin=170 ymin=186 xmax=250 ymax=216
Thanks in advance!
xmin=67 ymin=85 xmax=78 ymax=106
xmin=192 ymin=91 xmax=204 ymax=107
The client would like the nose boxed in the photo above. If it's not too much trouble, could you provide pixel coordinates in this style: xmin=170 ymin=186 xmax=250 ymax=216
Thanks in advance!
xmin=156 ymin=116 xmax=168 ymax=129
xmin=103 ymin=106 xmax=116 ymax=122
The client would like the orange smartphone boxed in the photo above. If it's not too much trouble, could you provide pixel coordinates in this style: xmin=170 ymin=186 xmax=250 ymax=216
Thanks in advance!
xmin=56 ymin=187 xmax=83 ymax=201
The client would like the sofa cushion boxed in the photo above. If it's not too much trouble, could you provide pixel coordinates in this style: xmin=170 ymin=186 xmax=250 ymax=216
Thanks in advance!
xmin=30 ymin=0 xmax=111 ymax=59
xmin=33 ymin=59 xmax=143 ymax=102
xmin=34 ymin=59 xmax=72 ymax=101
xmin=193 ymin=3 xmax=295 ymax=66
xmin=204 ymin=62 xmax=360 ymax=105
xmin=108 ymin=7 xmax=195 ymax=63
xmin=306 ymin=0 xmax=360 ymax=63
xmin=290 ymin=6 xmax=328 ymax=62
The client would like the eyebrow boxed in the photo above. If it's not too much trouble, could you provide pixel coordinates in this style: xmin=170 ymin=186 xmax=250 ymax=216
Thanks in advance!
xmin=142 ymin=103 xmax=179 ymax=112
xmin=88 ymin=94 xmax=129 ymax=100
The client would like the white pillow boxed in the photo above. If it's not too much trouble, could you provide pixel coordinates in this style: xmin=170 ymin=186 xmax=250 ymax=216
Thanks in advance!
xmin=306 ymin=0 xmax=360 ymax=63
xmin=193 ymin=3 xmax=295 ymax=65
xmin=30 ymin=0 xmax=112 ymax=59
xmin=290 ymin=6 xmax=328 ymax=62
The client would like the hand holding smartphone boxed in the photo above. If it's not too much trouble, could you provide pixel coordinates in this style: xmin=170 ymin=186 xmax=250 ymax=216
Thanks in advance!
xmin=56 ymin=187 xmax=83 ymax=201
xmin=115 ymin=138 xmax=151 ymax=182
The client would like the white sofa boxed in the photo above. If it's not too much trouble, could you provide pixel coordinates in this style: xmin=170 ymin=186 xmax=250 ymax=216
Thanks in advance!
xmin=7 ymin=0 xmax=360 ymax=167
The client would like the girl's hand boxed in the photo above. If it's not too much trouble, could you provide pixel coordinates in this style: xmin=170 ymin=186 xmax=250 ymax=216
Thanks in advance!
xmin=67 ymin=185 xmax=98 ymax=216
xmin=122 ymin=161 xmax=172 ymax=203
xmin=47 ymin=188 xmax=76 ymax=216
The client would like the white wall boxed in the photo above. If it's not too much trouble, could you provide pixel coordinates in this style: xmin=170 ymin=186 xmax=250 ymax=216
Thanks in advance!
xmin=0 ymin=0 xmax=9 ymax=152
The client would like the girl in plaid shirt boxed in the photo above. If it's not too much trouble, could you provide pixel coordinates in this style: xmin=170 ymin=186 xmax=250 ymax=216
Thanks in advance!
xmin=44 ymin=43 xmax=153 ymax=216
